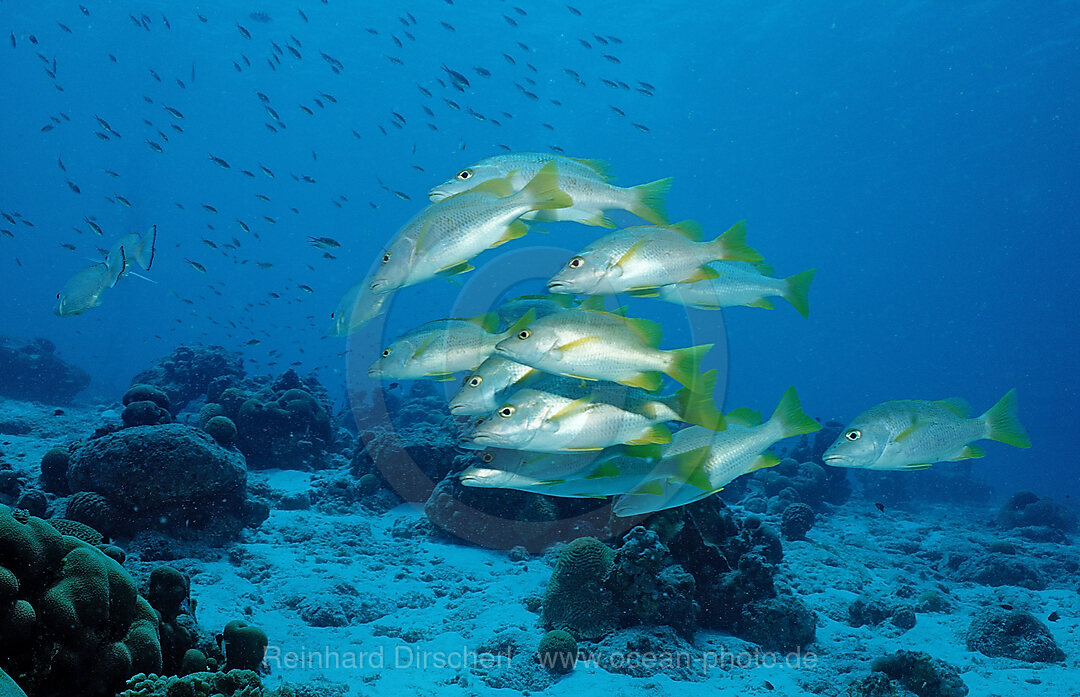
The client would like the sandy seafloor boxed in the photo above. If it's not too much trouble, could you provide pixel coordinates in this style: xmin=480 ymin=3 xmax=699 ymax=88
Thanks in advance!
xmin=1 ymin=397 xmax=1078 ymax=697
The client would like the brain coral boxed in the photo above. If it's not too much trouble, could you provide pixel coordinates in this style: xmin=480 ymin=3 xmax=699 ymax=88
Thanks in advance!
xmin=542 ymin=537 xmax=615 ymax=641
xmin=0 ymin=508 xmax=162 ymax=697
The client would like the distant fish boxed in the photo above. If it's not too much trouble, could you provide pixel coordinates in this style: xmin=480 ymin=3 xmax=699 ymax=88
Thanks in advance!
xmin=237 ymin=24 xmax=252 ymax=39
xmin=185 ymin=258 xmax=207 ymax=273
xmin=822 ymin=391 xmax=1031 ymax=470
xmin=308 ymin=236 xmax=340 ymax=249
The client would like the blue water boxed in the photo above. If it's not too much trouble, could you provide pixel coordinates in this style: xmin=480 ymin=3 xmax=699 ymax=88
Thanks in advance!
xmin=1 ymin=1 xmax=1076 ymax=495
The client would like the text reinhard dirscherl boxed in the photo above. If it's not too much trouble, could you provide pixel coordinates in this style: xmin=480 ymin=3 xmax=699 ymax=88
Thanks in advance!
xmin=265 ymin=644 xmax=818 ymax=676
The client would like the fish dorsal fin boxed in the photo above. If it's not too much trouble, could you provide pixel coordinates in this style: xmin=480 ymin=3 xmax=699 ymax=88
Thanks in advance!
xmin=624 ymin=316 xmax=663 ymax=346
xmin=578 ymin=296 xmax=606 ymax=311
xmin=752 ymin=261 xmax=775 ymax=276
xmin=571 ymin=157 xmax=615 ymax=182
xmin=934 ymin=398 xmax=971 ymax=418
xmin=466 ymin=311 xmax=500 ymax=333
xmin=893 ymin=420 xmax=931 ymax=443
xmin=549 ymin=395 xmax=596 ymax=422
xmin=614 ymin=236 xmax=651 ymax=268
xmin=681 ymin=266 xmax=720 ymax=283
xmin=725 ymin=407 xmax=763 ymax=427
xmin=626 ymin=423 xmax=672 ymax=446
xmin=671 ymin=220 xmax=705 ymax=241
xmin=546 ymin=293 xmax=575 ymax=308
xmin=609 ymin=305 xmax=629 ymax=317
xmin=469 ymin=174 xmax=516 ymax=198
xmin=409 ymin=334 xmax=436 ymax=360
xmin=502 ymin=308 xmax=537 ymax=337
xmin=620 ymin=443 xmax=662 ymax=459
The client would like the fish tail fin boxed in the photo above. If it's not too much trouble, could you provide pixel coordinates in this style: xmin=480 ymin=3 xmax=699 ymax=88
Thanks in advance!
xmin=981 ymin=388 xmax=1031 ymax=448
xmin=671 ymin=369 xmax=726 ymax=430
xmin=133 ymin=224 xmax=157 ymax=270
xmin=709 ymin=220 xmax=763 ymax=263
xmin=628 ymin=176 xmax=673 ymax=224
xmin=768 ymin=386 xmax=821 ymax=439
xmin=106 ymin=246 xmax=127 ymax=287
xmin=517 ymin=161 xmax=573 ymax=212
xmin=782 ymin=268 xmax=817 ymax=318
xmin=664 ymin=343 xmax=712 ymax=388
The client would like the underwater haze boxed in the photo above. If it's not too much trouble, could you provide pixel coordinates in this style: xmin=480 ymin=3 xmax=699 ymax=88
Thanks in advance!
xmin=0 ymin=1 xmax=1078 ymax=696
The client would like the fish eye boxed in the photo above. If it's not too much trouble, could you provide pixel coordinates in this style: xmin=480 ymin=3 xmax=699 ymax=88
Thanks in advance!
xmin=498 ymin=405 xmax=515 ymax=418
xmin=568 ymin=256 xmax=584 ymax=269
xmin=457 ymin=168 xmax=473 ymax=180
xmin=845 ymin=429 xmax=861 ymax=441
xmin=517 ymin=329 xmax=531 ymax=340
xmin=482 ymin=452 xmax=494 ymax=463
xmin=381 ymin=348 xmax=392 ymax=357
xmin=467 ymin=375 xmax=483 ymax=387
xmin=381 ymin=251 xmax=391 ymax=263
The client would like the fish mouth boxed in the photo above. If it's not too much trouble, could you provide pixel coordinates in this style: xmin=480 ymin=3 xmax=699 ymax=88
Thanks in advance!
xmin=428 ymin=189 xmax=450 ymax=202
xmin=546 ymin=280 xmax=569 ymax=292
xmin=821 ymin=454 xmax=847 ymax=466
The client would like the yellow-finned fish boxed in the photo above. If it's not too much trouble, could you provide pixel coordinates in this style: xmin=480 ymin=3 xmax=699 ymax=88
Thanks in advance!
xmin=494 ymin=299 xmax=711 ymax=391
xmin=464 ymin=372 xmax=724 ymax=453
xmin=613 ymin=388 xmax=821 ymax=516
xmin=459 ymin=448 xmax=660 ymax=498
xmin=370 ymin=162 xmax=571 ymax=294
xmin=428 ymin=152 xmax=672 ymax=227
xmin=822 ymin=389 xmax=1030 ymax=471
xmin=650 ymin=262 xmax=816 ymax=318
xmin=449 ymin=354 xmax=540 ymax=415
xmin=547 ymin=221 xmax=762 ymax=295
xmin=328 ymin=279 xmax=390 ymax=336
xmin=369 ymin=311 xmax=534 ymax=381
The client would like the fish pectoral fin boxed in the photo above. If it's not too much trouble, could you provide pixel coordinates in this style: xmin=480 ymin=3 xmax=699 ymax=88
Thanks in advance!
xmin=435 ymin=261 xmax=475 ymax=277
xmin=489 ymin=220 xmax=529 ymax=247
xmin=950 ymin=444 xmax=986 ymax=460
xmin=680 ymin=266 xmax=720 ymax=283
xmin=549 ymin=395 xmax=596 ymax=422
xmin=745 ymin=298 xmax=775 ymax=310
xmin=673 ymin=446 xmax=713 ymax=490
xmin=614 ymin=236 xmax=651 ymax=268
xmin=892 ymin=420 xmax=932 ymax=443
xmin=409 ymin=334 xmax=437 ymax=360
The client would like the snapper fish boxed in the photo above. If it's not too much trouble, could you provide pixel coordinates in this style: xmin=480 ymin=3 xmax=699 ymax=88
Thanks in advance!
xmin=109 ymin=225 xmax=157 ymax=279
xmin=460 ymin=448 xmax=662 ymax=498
xmin=370 ymin=162 xmax=571 ymax=294
xmin=613 ymin=388 xmax=821 ymax=516
xmin=464 ymin=371 xmax=724 ymax=453
xmin=449 ymin=354 xmax=541 ymax=415
xmin=494 ymin=299 xmax=711 ymax=391
xmin=650 ymin=261 xmax=816 ymax=318
xmin=328 ymin=278 xmax=390 ymax=336
xmin=54 ymin=256 xmax=124 ymax=316
xmin=369 ymin=311 xmax=534 ymax=381
xmin=821 ymin=390 xmax=1030 ymax=471
xmin=547 ymin=220 xmax=762 ymax=295
xmin=428 ymin=152 xmax=672 ymax=227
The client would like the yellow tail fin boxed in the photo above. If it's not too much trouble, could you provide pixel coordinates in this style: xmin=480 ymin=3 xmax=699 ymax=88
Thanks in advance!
xmin=982 ymin=388 xmax=1031 ymax=448
xmin=782 ymin=268 xmax=816 ymax=319
xmin=628 ymin=177 xmax=673 ymax=225
xmin=769 ymin=386 xmax=821 ymax=439
xmin=672 ymin=369 xmax=726 ymax=431
xmin=664 ymin=343 xmax=712 ymax=388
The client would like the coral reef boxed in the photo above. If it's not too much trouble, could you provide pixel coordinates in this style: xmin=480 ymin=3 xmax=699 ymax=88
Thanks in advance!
xmin=0 ymin=509 xmax=162 ymax=697
xmin=780 ymin=502 xmax=815 ymax=540
xmin=207 ymin=370 xmax=334 ymax=470
xmin=0 ymin=336 xmax=89 ymax=405
xmin=38 ymin=447 xmax=70 ymax=495
xmin=536 ymin=630 xmax=577 ymax=674
xmin=953 ymin=552 xmax=1046 ymax=590
xmin=67 ymin=424 xmax=264 ymax=538
xmin=64 ymin=491 xmax=118 ymax=538
xmin=130 ymin=345 xmax=245 ymax=414
xmin=870 ymin=650 xmax=968 ymax=697
xmin=997 ymin=490 xmax=1077 ymax=537
xmin=121 ymin=385 xmax=173 ymax=428
xmin=542 ymin=537 xmax=615 ymax=641
xmin=604 ymin=526 xmax=696 ymax=637
xmin=204 ymin=416 xmax=237 ymax=447
xmin=119 ymin=670 xmax=261 ymax=697
xmin=222 ymin=620 xmax=268 ymax=671
xmin=964 ymin=608 xmax=1065 ymax=663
